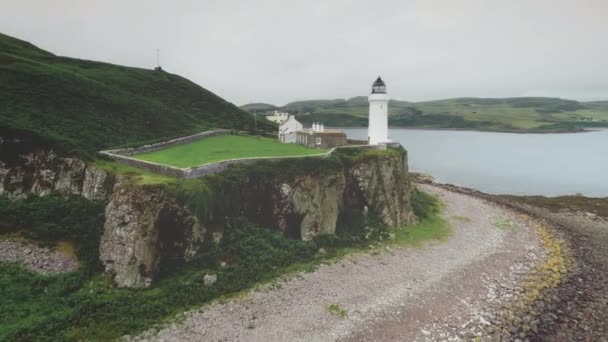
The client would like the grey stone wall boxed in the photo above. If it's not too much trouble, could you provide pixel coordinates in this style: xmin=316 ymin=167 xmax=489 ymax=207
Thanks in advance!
xmin=101 ymin=128 xmax=382 ymax=180
xmin=98 ymin=152 xmax=187 ymax=178
xmin=102 ymin=129 xmax=232 ymax=156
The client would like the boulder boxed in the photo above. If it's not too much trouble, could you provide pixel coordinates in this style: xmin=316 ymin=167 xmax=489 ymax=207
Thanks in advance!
xmin=99 ymin=182 xmax=204 ymax=288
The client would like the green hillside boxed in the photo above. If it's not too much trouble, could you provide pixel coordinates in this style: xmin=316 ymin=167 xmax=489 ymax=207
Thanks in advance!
xmin=243 ymin=96 xmax=608 ymax=132
xmin=0 ymin=33 xmax=273 ymax=157
xmin=240 ymin=102 xmax=278 ymax=112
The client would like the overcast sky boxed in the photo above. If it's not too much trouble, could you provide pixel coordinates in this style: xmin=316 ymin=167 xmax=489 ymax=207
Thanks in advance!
xmin=1 ymin=0 xmax=607 ymax=105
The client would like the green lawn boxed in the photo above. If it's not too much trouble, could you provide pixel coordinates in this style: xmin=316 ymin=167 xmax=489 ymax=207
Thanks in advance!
xmin=133 ymin=135 xmax=327 ymax=168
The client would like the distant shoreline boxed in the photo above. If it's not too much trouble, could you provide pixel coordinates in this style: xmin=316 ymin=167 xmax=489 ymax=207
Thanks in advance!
xmin=328 ymin=126 xmax=604 ymax=135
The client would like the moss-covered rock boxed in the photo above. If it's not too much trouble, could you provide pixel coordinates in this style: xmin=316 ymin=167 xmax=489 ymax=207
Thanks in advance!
xmin=99 ymin=147 xmax=415 ymax=287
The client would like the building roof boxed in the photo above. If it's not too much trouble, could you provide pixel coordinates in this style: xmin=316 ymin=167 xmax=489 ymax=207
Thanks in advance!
xmin=297 ymin=129 xmax=345 ymax=135
xmin=279 ymin=115 xmax=301 ymax=127
xmin=373 ymin=76 xmax=385 ymax=87
xmin=372 ymin=76 xmax=387 ymax=94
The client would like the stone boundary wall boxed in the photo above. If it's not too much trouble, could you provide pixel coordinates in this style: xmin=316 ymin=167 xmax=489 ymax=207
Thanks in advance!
xmin=98 ymin=152 xmax=188 ymax=177
xmin=347 ymin=138 xmax=368 ymax=145
xmin=184 ymin=144 xmax=379 ymax=179
xmin=100 ymin=129 xmax=387 ymax=179
xmin=103 ymin=129 xmax=232 ymax=156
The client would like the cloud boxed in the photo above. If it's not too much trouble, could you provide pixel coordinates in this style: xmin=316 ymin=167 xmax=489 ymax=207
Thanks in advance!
xmin=1 ymin=0 xmax=607 ymax=104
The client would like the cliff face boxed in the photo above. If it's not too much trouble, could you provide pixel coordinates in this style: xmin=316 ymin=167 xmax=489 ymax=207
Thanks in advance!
xmin=345 ymin=152 xmax=415 ymax=228
xmin=100 ymin=183 xmax=204 ymax=288
xmin=0 ymin=150 xmax=113 ymax=201
xmin=100 ymin=148 xmax=415 ymax=287
xmin=1 ymin=140 xmax=415 ymax=289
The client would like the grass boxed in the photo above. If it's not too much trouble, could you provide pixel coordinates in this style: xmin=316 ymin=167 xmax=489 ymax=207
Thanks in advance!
xmin=92 ymin=159 xmax=175 ymax=185
xmin=451 ymin=215 xmax=472 ymax=222
xmin=0 ymin=187 xmax=448 ymax=341
xmin=0 ymin=32 xmax=274 ymax=158
xmin=132 ymin=135 xmax=327 ymax=168
xmin=492 ymin=217 xmax=518 ymax=230
xmin=326 ymin=303 xmax=348 ymax=318
xmin=389 ymin=205 xmax=451 ymax=247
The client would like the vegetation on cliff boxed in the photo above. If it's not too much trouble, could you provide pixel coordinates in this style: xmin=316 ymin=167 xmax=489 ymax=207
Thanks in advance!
xmin=0 ymin=146 xmax=441 ymax=341
xmin=0 ymin=32 xmax=273 ymax=158
xmin=242 ymin=96 xmax=608 ymax=132
xmin=0 ymin=195 xmax=105 ymax=270
xmin=0 ymin=184 xmax=444 ymax=341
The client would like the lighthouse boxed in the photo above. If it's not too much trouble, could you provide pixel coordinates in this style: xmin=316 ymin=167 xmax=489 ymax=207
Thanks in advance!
xmin=368 ymin=76 xmax=390 ymax=145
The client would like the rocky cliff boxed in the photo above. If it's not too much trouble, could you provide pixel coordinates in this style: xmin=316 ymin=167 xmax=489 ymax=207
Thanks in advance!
xmin=100 ymin=147 xmax=415 ymax=287
xmin=100 ymin=184 xmax=204 ymax=288
xmin=0 ymin=149 xmax=114 ymax=201
xmin=1 ymin=137 xmax=415 ymax=289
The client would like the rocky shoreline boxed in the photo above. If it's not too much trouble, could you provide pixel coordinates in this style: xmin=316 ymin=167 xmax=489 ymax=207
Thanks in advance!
xmin=133 ymin=184 xmax=547 ymax=341
xmin=414 ymin=176 xmax=608 ymax=341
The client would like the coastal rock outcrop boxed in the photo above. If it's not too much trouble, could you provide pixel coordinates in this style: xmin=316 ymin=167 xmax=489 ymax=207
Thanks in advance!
xmin=0 ymin=149 xmax=113 ymax=201
xmin=345 ymin=151 xmax=415 ymax=227
xmin=100 ymin=148 xmax=416 ymax=287
xmin=275 ymin=172 xmax=346 ymax=241
xmin=100 ymin=181 xmax=205 ymax=288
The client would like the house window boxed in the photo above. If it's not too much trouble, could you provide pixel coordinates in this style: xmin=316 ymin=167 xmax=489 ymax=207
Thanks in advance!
xmin=316 ymin=137 xmax=322 ymax=145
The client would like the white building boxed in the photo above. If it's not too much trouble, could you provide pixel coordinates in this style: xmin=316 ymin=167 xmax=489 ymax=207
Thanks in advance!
xmin=368 ymin=76 xmax=391 ymax=145
xmin=266 ymin=111 xmax=289 ymax=124
xmin=278 ymin=115 xmax=303 ymax=143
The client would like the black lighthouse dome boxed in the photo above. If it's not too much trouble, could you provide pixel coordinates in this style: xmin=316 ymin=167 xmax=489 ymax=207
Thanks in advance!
xmin=371 ymin=76 xmax=386 ymax=94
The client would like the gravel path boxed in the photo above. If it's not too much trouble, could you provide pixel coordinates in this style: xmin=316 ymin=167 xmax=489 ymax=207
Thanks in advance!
xmin=0 ymin=237 xmax=78 ymax=274
xmin=135 ymin=184 xmax=544 ymax=341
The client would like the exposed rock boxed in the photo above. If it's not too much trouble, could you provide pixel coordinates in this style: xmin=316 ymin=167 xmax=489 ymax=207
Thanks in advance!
xmin=0 ymin=238 xmax=78 ymax=274
xmin=100 ymin=184 xmax=165 ymax=288
xmin=82 ymin=166 xmax=113 ymax=201
xmin=100 ymin=148 xmax=415 ymax=287
xmin=54 ymin=157 xmax=86 ymax=196
xmin=345 ymin=151 xmax=415 ymax=227
xmin=204 ymin=274 xmax=217 ymax=286
xmin=0 ymin=161 xmax=7 ymax=194
xmin=0 ymin=149 xmax=113 ymax=201
xmin=100 ymin=182 xmax=204 ymax=288
xmin=277 ymin=172 xmax=346 ymax=241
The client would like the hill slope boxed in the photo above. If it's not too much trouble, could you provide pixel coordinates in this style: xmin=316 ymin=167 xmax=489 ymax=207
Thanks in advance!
xmin=0 ymin=33 xmax=272 ymax=157
xmin=243 ymin=96 xmax=608 ymax=132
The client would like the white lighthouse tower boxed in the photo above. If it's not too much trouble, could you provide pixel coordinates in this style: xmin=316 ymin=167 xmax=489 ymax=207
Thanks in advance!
xmin=368 ymin=76 xmax=390 ymax=145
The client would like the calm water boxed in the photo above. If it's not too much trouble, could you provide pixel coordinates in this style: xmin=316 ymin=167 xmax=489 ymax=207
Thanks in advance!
xmin=342 ymin=128 xmax=608 ymax=197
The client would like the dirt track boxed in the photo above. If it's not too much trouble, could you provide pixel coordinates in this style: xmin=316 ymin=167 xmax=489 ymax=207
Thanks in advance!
xmin=135 ymin=184 xmax=550 ymax=341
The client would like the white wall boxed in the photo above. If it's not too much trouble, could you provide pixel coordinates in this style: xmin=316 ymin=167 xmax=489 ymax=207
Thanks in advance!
xmin=368 ymin=93 xmax=390 ymax=145
xmin=279 ymin=116 xmax=303 ymax=143
xmin=266 ymin=111 xmax=289 ymax=123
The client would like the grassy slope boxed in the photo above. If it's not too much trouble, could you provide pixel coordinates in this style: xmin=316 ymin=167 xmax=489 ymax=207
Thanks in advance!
xmin=242 ymin=96 xmax=608 ymax=132
xmin=240 ymin=102 xmax=278 ymax=112
xmin=134 ymin=135 xmax=326 ymax=168
xmin=0 ymin=33 xmax=274 ymax=157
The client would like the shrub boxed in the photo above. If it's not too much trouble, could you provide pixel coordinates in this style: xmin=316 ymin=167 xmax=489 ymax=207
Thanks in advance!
xmin=411 ymin=187 xmax=440 ymax=219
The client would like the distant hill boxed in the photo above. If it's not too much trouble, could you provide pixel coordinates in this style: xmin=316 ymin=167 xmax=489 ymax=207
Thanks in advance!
xmin=240 ymin=103 xmax=278 ymax=112
xmin=242 ymin=96 xmax=608 ymax=132
xmin=0 ymin=33 xmax=273 ymax=157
